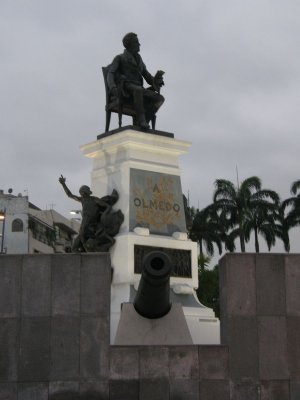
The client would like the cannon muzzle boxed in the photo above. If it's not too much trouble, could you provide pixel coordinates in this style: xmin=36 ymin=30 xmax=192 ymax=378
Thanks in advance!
xmin=133 ymin=251 xmax=173 ymax=319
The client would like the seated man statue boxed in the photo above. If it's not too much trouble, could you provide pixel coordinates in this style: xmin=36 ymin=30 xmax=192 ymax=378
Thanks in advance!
xmin=107 ymin=32 xmax=165 ymax=130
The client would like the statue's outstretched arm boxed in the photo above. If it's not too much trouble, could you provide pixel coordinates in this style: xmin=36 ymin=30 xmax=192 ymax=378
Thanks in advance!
xmin=58 ymin=175 xmax=81 ymax=202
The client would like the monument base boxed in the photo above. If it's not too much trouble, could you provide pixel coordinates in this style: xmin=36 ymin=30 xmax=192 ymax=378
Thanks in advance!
xmin=81 ymin=128 xmax=220 ymax=345
xmin=111 ymin=283 xmax=220 ymax=345
xmin=114 ymin=303 xmax=193 ymax=345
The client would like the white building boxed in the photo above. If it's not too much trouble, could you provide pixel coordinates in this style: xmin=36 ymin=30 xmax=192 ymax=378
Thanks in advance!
xmin=0 ymin=190 xmax=79 ymax=254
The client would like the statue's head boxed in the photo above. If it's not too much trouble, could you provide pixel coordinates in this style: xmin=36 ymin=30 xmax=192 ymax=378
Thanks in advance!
xmin=123 ymin=32 xmax=140 ymax=53
xmin=79 ymin=185 xmax=92 ymax=197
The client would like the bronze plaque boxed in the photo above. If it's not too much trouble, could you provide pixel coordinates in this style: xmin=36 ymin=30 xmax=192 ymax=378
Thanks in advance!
xmin=130 ymin=169 xmax=186 ymax=236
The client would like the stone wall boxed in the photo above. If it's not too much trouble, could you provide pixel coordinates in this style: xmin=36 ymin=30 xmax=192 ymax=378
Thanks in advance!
xmin=0 ymin=253 xmax=300 ymax=399
xmin=0 ymin=254 xmax=111 ymax=399
xmin=219 ymin=253 xmax=300 ymax=400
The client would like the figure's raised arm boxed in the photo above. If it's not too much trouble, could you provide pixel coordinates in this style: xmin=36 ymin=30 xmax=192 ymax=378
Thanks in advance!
xmin=58 ymin=175 xmax=81 ymax=202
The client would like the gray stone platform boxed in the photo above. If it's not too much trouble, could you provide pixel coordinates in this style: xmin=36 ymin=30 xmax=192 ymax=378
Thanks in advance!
xmin=0 ymin=253 xmax=300 ymax=399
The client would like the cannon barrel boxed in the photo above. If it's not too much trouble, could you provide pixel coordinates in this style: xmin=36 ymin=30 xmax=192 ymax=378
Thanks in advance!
xmin=133 ymin=251 xmax=173 ymax=319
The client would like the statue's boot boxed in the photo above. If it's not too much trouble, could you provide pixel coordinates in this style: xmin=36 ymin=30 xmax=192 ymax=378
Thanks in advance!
xmin=132 ymin=110 xmax=149 ymax=129
xmin=138 ymin=117 xmax=150 ymax=130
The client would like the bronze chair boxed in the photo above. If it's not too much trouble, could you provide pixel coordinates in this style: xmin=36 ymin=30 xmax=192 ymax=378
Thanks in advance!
xmin=102 ymin=65 xmax=156 ymax=132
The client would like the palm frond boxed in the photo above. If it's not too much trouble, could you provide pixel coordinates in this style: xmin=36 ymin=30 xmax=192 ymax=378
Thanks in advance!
xmin=291 ymin=179 xmax=300 ymax=195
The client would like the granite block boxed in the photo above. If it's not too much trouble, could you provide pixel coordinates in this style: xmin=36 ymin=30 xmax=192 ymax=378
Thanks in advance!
xmin=18 ymin=318 xmax=51 ymax=381
xmin=287 ymin=317 xmax=300 ymax=379
xmin=198 ymin=345 xmax=229 ymax=379
xmin=260 ymin=380 xmax=289 ymax=400
xmin=140 ymin=346 xmax=169 ymax=378
xmin=80 ymin=317 xmax=109 ymax=379
xmin=81 ymin=254 xmax=111 ymax=317
xmin=0 ymin=319 xmax=19 ymax=381
xmin=227 ymin=317 xmax=259 ymax=379
xmin=286 ymin=255 xmax=300 ymax=316
xmin=256 ymin=255 xmax=286 ymax=315
xmin=18 ymin=382 xmax=48 ymax=400
xmin=22 ymin=255 xmax=51 ymax=317
xmin=291 ymin=381 xmax=300 ymax=400
xmin=139 ymin=378 xmax=169 ymax=400
xmin=218 ymin=255 xmax=227 ymax=319
xmin=199 ymin=380 xmax=230 ymax=400
xmin=0 ymin=255 xmax=21 ymax=317
xmin=110 ymin=346 xmax=139 ymax=380
xmin=220 ymin=315 xmax=229 ymax=345
xmin=50 ymin=317 xmax=80 ymax=380
xmin=169 ymin=346 xmax=199 ymax=379
xmin=51 ymin=254 xmax=80 ymax=316
xmin=170 ymin=379 xmax=199 ymax=400
xmin=80 ymin=380 xmax=109 ymax=400
xmin=0 ymin=383 xmax=17 ymax=400
xmin=109 ymin=380 xmax=139 ymax=400
xmin=223 ymin=254 xmax=256 ymax=316
xmin=230 ymin=380 xmax=259 ymax=400
xmin=258 ymin=316 xmax=289 ymax=379
xmin=49 ymin=381 xmax=79 ymax=400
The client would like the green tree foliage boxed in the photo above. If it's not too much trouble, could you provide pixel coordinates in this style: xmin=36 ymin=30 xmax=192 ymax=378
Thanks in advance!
xmin=282 ymin=180 xmax=300 ymax=229
xmin=187 ymin=177 xmax=300 ymax=273
xmin=213 ymin=176 xmax=280 ymax=253
xmin=189 ymin=205 xmax=223 ymax=272
xmin=196 ymin=265 xmax=220 ymax=318
xmin=243 ymin=190 xmax=279 ymax=252
xmin=274 ymin=201 xmax=291 ymax=252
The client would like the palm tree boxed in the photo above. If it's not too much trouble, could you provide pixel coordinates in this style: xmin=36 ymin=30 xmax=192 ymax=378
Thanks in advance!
xmin=213 ymin=176 xmax=279 ymax=252
xmin=291 ymin=180 xmax=300 ymax=197
xmin=189 ymin=205 xmax=223 ymax=272
xmin=283 ymin=180 xmax=300 ymax=228
xmin=243 ymin=192 xmax=279 ymax=252
xmin=274 ymin=201 xmax=291 ymax=252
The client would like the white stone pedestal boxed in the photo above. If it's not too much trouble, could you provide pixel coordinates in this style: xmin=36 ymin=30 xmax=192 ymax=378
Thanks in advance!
xmin=81 ymin=127 xmax=220 ymax=344
xmin=114 ymin=303 xmax=193 ymax=345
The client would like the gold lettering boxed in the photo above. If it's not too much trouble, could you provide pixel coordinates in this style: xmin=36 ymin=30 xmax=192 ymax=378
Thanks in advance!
xmin=134 ymin=198 xmax=141 ymax=207
xmin=173 ymin=203 xmax=180 ymax=213
xmin=153 ymin=184 xmax=160 ymax=193
xmin=142 ymin=199 xmax=149 ymax=208
xmin=149 ymin=200 xmax=158 ymax=209
xmin=165 ymin=202 xmax=172 ymax=211
xmin=159 ymin=201 xmax=165 ymax=211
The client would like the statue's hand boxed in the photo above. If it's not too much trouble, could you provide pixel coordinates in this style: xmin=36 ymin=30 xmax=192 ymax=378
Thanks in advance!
xmin=59 ymin=175 xmax=66 ymax=185
xmin=153 ymin=70 xmax=165 ymax=91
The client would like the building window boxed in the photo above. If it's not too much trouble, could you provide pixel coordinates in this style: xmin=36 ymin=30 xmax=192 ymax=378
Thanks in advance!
xmin=29 ymin=218 xmax=55 ymax=246
xmin=12 ymin=218 xmax=23 ymax=232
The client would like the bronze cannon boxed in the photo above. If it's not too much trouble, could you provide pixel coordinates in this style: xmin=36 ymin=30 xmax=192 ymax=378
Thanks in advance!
xmin=134 ymin=251 xmax=173 ymax=319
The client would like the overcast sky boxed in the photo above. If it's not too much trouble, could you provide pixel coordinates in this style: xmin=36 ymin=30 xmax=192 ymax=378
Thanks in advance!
xmin=1 ymin=0 xmax=300 ymax=257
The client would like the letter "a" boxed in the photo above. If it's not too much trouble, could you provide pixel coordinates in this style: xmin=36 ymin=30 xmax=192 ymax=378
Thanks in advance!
xmin=153 ymin=184 xmax=160 ymax=193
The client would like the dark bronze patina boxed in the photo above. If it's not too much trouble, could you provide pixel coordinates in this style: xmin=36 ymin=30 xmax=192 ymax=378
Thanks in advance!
xmin=105 ymin=32 xmax=165 ymax=131
xmin=59 ymin=175 xmax=124 ymax=252
xmin=134 ymin=251 xmax=173 ymax=319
